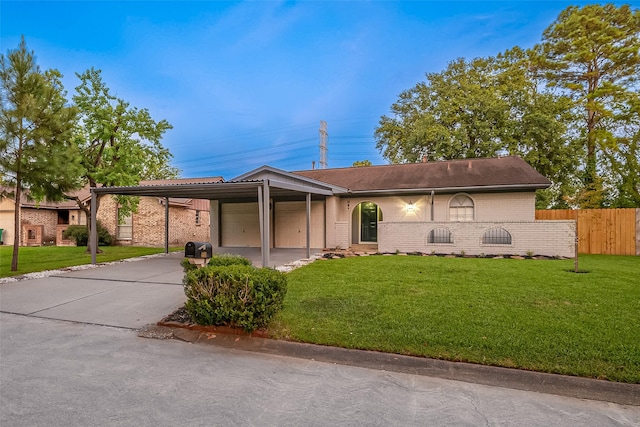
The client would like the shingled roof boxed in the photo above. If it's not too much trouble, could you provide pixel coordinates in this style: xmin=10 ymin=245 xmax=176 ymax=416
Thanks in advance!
xmin=293 ymin=156 xmax=550 ymax=194
xmin=3 ymin=177 xmax=224 ymax=209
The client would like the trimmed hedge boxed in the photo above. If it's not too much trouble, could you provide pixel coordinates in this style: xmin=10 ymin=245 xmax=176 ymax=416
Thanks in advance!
xmin=208 ymin=253 xmax=252 ymax=267
xmin=183 ymin=264 xmax=287 ymax=333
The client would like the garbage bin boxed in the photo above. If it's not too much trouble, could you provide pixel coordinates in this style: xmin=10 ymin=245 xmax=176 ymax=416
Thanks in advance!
xmin=0 ymin=228 xmax=3 ymax=244
xmin=185 ymin=241 xmax=212 ymax=259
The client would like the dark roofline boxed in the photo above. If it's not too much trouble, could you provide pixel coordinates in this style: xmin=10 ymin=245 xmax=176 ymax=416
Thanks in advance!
xmin=293 ymin=156 xmax=550 ymax=193
xmin=348 ymin=183 xmax=549 ymax=196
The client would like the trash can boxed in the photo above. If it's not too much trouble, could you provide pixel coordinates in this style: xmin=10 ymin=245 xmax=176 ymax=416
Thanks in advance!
xmin=0 ymin=228 xmax=3 ymax=245
xmin=185 ymin=241 xmax=212 ymax=259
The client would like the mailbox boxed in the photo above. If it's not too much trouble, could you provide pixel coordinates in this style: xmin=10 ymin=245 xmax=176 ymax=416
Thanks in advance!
xmin=185 ymin=241 xmax=212 ymax=259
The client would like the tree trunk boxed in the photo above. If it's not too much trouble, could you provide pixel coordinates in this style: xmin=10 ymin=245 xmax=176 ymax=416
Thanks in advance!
xmin=66 ymin=191 xmax=102 ymax=253
xmin=11 ymin=182 xmax=21 ymax=271
xmin=84 ymin=193 xmax=102 ymax=254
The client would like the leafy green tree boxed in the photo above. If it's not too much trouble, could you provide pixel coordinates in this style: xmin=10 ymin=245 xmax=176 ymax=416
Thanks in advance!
xmin=375 ymin=49 xmax=576 ymax=206
xmin=375 ymin=56 xmax=508 ymax=163
xmin=0 ymin=37 xmax=81 ymax=271
xmin=65 ymin=68 xmax=176 ymax=248
xmin=535 ymin=4 xmax=640 ymax=207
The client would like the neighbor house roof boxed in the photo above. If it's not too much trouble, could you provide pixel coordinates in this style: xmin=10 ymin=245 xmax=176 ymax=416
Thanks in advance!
xmin=293 ymin=156 xmax=550 ymax=194
xmin=2 ymin=177 xmax=224 ymax=210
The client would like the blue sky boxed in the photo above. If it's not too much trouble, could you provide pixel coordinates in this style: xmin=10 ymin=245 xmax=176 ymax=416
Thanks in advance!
xmin=2 ymin=1 xmax=635 ymax=179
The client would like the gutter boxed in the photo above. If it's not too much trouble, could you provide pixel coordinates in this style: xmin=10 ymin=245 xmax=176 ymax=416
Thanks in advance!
xmin=342 ymin=183 xmax=550 ymax=196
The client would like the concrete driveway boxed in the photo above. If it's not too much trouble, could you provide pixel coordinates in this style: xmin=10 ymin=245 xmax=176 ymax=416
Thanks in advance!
xmin=0 ymin=252 xmax=187 ymax=329
xmin=0 ymin=248 xmax=318 ymax=329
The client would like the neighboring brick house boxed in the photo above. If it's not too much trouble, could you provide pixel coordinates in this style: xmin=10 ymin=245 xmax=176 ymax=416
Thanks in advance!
xmin=0 ymin=192 xmax=82 ymax=247
xmin=90 ymin=157 xmax=576 ymax=260
xmin=0 ymin=177 xmax=221 ymax=247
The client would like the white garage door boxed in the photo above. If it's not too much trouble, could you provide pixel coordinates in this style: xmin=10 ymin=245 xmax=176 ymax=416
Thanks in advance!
xmin=274 ymin=201 xmax=325 ymax=248
xmin=221 ymin=202 xmax=261 ymax=247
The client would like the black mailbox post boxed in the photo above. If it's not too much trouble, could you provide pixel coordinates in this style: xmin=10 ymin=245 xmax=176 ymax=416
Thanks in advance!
xmin=185 ymin=241 xmax=213 ymax=259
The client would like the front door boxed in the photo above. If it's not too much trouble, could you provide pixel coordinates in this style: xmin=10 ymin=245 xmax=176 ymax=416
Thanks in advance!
xmin=360 ymin=202 xmax=378 ymax=243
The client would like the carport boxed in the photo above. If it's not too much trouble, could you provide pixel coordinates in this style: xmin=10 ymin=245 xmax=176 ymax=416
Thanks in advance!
xmin=89 ymin=166 xmax=346 ymax=267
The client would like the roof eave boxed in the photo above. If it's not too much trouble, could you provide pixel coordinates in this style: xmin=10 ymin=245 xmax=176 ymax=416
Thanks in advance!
xmin=346 ymin=183 xmax=550 ymax=196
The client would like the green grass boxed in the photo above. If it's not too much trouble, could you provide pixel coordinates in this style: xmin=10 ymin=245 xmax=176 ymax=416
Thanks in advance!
xmin=0 ymin=245 xmax=180 ymax=277
xmin=270 ymin=255 xmax=640 ymax=383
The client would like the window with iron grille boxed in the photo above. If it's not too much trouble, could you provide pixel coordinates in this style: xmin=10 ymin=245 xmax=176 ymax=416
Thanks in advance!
xmin=482 ymin=227 xmax=512 ymax=245
xmin=428 ymin=228 xmax=453 ymax=244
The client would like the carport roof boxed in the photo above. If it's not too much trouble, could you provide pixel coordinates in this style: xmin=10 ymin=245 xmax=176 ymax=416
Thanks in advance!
xmin=91 ymin=166 xmax=346 ymax=199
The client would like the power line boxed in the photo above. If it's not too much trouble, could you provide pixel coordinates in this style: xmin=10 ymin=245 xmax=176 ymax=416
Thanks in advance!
xmin=173 ymin=138 xmax=317 ymax=166
xmin=173 ymin=137 xmax=375 ymax=167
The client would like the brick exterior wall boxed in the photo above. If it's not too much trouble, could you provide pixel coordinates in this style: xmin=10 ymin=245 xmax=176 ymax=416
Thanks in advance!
xmin=193 ymin=191 xmax=570 ymax=255
xmin=20 ymin=209 xmax=58 ymax=244
xmin=378 ymin=220 xmax=575 ymax=258
xmin=97 ymin=195 xmax=210 ymax=247
xmin=336 ymin=192 xmax=535 ymax=224
xmin=333 ymin=222 xmax=349 ymax=249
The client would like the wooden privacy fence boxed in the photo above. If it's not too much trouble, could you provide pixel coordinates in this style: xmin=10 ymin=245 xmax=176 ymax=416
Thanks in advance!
xmin=535 ymin=208 xmax=639 ymax=256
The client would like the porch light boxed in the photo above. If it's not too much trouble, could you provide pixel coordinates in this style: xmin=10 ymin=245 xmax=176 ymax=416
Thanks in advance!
xmin=407 ymin=201 xmax=415 ymax=212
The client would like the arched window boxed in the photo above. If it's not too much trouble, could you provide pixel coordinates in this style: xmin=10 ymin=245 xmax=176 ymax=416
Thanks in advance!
xmin=427 ymin=228 xmax=453 ymax=244
xmin=482 ymin=228 xmax=512 ymax=245
xmin=449 ymin=195 xmax=474 ymax=222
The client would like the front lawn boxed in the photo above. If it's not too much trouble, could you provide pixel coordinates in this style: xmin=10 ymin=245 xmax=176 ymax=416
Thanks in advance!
xmin=0 ymin=245 xmax=179 ymax=278
xmin=270 ymin=255 xmax=640 ymax=383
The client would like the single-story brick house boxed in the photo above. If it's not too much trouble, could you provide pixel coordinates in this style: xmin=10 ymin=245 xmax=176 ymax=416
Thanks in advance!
xmin=0 ymin=177 xmax=221 ymax=247
xmin=0 ymin=192 xmax=82 ymax=247
xmin=88 ymin=156 xmax=575 ymax=265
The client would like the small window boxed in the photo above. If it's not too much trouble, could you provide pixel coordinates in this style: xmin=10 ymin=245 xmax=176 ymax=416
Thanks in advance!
xmin=449 ymin=195 xmax=474 ymax=222
xmin=428 ymin=228 xmax=453 ymax=244
xmin=117 ymin=209 xmax=133 ymax=240
xmin=195 ymin=210 xmax=201 ymax=225
xmin=482 ymin=228 xmax=512 ymax=245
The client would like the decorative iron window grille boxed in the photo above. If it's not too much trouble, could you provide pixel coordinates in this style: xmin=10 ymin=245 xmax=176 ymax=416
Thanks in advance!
xmin=428 ymin=228 xmax=453 ymax=244
xmin=482 ymin=227 xmax=512 ymax=245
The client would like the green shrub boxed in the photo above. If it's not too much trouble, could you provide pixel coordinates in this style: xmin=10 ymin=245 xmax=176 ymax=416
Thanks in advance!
xmin=183 ymin=265 xmax=287 ymax=333
xmin=180 ymin=258 xmax=198 ymax=273
xmin=63 ymin=222 xmax=113 ymax=246
xmin=207 ymin=253 xmax=252 ymax=267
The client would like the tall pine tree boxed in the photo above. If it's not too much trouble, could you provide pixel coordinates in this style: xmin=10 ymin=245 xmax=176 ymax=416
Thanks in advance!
xmin=0 ymin=37 xmax=81 ymax=270
xmin=535 ymin=4 xmax=640 ymax=207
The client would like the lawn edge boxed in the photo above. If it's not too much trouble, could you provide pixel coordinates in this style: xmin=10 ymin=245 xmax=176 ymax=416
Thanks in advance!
xmin=147 ymin=324 xmax=640 ymax=407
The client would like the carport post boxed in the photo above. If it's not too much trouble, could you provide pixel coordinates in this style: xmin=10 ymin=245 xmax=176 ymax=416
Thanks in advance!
xmin=258 ymin=185 xmax=264 ymax=262
xmin=90 ymin=190 xmax=97 ymax=264
xmin=261 ymin=180 xmax=270 ymax=268
xmin=164 ymin=197 xmax=169 ymax=254
xmin=306 ymin=192 xmax=311 ymax=259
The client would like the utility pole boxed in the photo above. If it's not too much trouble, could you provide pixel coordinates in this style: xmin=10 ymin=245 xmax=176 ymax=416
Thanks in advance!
xmin=319 ymin=120 xmax=328 ymax=169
